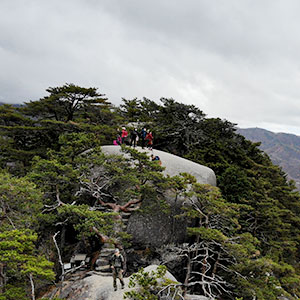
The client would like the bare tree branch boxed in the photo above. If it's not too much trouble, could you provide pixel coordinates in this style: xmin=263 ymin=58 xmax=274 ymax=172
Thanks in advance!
xmin=53 ymin=231 xmax=65 ymax=285
xmin=29 ymin=273 xmax=36 ymax=300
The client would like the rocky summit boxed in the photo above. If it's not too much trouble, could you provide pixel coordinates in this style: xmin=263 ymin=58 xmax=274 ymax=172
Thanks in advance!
xmin=101 ymin=145 xmax=217 ymax=186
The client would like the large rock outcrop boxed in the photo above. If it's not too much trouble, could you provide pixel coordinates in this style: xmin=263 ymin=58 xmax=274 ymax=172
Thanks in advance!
xmin=101 ymin=146 xmax=217 ymax=248
xmin=101 ymin=146 xmax=216 ymax=186
xmin=45 ymin=272 xmax=131 ymax=300
xmin=44 ymin=265 xmax=209 ymax=300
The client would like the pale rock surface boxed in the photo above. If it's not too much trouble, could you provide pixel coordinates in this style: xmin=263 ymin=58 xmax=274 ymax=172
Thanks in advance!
xmin=185 ymin=295 xmax=211 ymax=300
xmin=45 ymin=272 xmax=130 ymax=300
xmin=100 ymin=145 xmax=217 ymax=248
xmin=43 ymin=149 xmax=214 ymax=299
xmin=43 ymin=265 xmax=209 ymax=300
xmin=101 ymin=146 xmax=216 ymax=186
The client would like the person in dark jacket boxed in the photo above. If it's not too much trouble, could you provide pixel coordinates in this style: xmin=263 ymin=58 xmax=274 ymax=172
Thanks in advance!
xmin=151 ymin=154 xmax=162 ymax=165
xmin=140 ymin=128 xmax=147 ymax=149
xmin=109 ymin=248 xmax=125 ymax=291
xmin=130 ymin=128 xmax=138 ymax=148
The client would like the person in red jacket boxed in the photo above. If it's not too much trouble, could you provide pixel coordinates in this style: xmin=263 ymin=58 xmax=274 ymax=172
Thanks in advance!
xmin=145 ymin=131 xmax=153 ymax=150
xmin=121 ymin=127 xmax=128 ymax=144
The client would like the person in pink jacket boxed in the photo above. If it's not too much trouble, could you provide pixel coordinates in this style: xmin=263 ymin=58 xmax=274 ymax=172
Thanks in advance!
xmin=121 ymin=127 xmax=128 ymax=144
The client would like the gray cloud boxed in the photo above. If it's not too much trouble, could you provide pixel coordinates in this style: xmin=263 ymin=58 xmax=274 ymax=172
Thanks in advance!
xmin=1 ymin=0 xmax=300 ymax=134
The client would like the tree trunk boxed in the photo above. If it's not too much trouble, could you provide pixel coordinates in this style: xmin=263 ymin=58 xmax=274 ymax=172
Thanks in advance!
xmin=29 ymin=273 xmax=35 ymax=300
xmin=183 ymin=252 xmax=191 ymax=297
xmin=60 ymin=225 xmax=66 ymax=257
xmin=0 ymin=263 xmax=5 ymax=294
xmin=212 ymin=252 xmax=220 ymax=277
xmin=53 ymin=232 xmax=65 ymax=285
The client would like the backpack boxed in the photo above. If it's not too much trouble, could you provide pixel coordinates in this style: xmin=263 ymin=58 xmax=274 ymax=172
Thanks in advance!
xmin=111 ymin=254 xmax=124 ymax=268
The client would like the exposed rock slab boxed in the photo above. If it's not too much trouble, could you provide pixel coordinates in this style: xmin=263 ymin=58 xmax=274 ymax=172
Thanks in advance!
xmin=101 ymin=146 xmax=216 ymax=186
xmin=185 ymin=295 xmax=211 ymax=300
xmin=45 ymin=272 xmax=131 ymax=300
xmin=100 ymin=146 xmax=216 ymax=248
xmin=127 ymin=207 xmax=187 ymax=247
xmin=43 ymin=265 xmax=210 ymax=300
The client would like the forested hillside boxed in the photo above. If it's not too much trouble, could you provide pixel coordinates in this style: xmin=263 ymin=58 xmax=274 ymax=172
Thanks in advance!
xmin=1 ymin=84 xmax=300 ymax=300
xmin=238 ymin=127 xmax=300 ymax=190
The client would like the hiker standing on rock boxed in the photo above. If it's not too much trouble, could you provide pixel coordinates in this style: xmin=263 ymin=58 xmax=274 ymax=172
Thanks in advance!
xmin=121 ymin=127 xmax=128 ymax=144
xmin=109 ymin=248 xmax=125 ymax=291
xmin=145 ymin=131 xmax=153 ymax=150
xmin=130 ymin=128 xmax=139 ymax=148
xmin=140 ymin=128 xmax=147 ymax=149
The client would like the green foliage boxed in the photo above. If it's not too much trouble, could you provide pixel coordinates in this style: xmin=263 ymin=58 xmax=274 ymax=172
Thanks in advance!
xmin=0 ymin=84 xmax=116 ymax=173
xmin=0 ymin=171 xmax=43 ymax=230
xmin=94 ymin=145 xmax=170 ymax=211
xmin=23 ymin=83 xmax=109 ymax=122
xmin=57 ymin=204 xmax=115 ymax=239
xmin=0 ymin=229 xmax=54 ymax=299
xmin=119 ymin=97 xmax=300 ymax=298
xmin=2 ymin=87 xmax=300 ymax=299
xmin=124 ymin=265 xmax=182 ymax=300
xmin=183 ymin=183 xmax=242 ymax=235
xmin=177 ymin=181 xmax=300 ymax=299
xmin=232 ymin=257 xmax=295 ymax=300
xmin=0 ymin=285 xmax=28 ymax=300
xmin=188 ymin=227 xmax=227 ymax=242
xmin=120 ymin=98 xmax=143 ymax=122
xmin=217 ymin=165 xmax=252 ymax=203
xmin=27 ymin=132 xmax=102 ymax=205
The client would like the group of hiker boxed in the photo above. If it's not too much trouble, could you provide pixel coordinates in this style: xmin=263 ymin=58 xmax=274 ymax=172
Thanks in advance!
xmin=114 ymin=127 xmax=154 ymax=150
xmin=109 ymin=131 xmax=161 ymax=292
xmin=110 ymin=128 xmax=160 ymax=293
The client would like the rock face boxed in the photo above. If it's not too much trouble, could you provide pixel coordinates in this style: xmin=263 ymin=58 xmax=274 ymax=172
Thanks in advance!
xmin=127 ymin=206 xmax=187 ymax=248
xmin=44 ymin=265 xmax=208 ymax=300
xmin=185 ymin=296 xmax=211 ymax=300
xmin=45 ymin=271 xmax=131 ymax=300
xmin=100 ymin=145 xmax=217 ymax=248
xmin=101 ymin=146 xmax=217 ymax=186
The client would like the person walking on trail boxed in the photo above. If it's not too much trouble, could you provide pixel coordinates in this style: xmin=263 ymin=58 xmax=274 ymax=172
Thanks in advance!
xmin=130 ymin=128 xmax=139 ymax=148
xmin=145 ymin=131 xmax=153 ymax=150
xmin=140 ymin=128 xmax=147 ymax=149
xmin=121 ymin=127 xmax=128 ymax=144
xmin=109 ymin=248 xmax=125 ymax=291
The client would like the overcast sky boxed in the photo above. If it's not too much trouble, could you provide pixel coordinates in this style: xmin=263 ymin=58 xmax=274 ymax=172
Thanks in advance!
xmin=1 ymin=0 xmax=300 ymax=135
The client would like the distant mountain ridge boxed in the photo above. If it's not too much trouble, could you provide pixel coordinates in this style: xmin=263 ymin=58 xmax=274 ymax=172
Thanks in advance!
xmin=0 ymin=102 xmax=23 ymax=107
xmin=237 ymin=127 xmax=300 ymax=190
